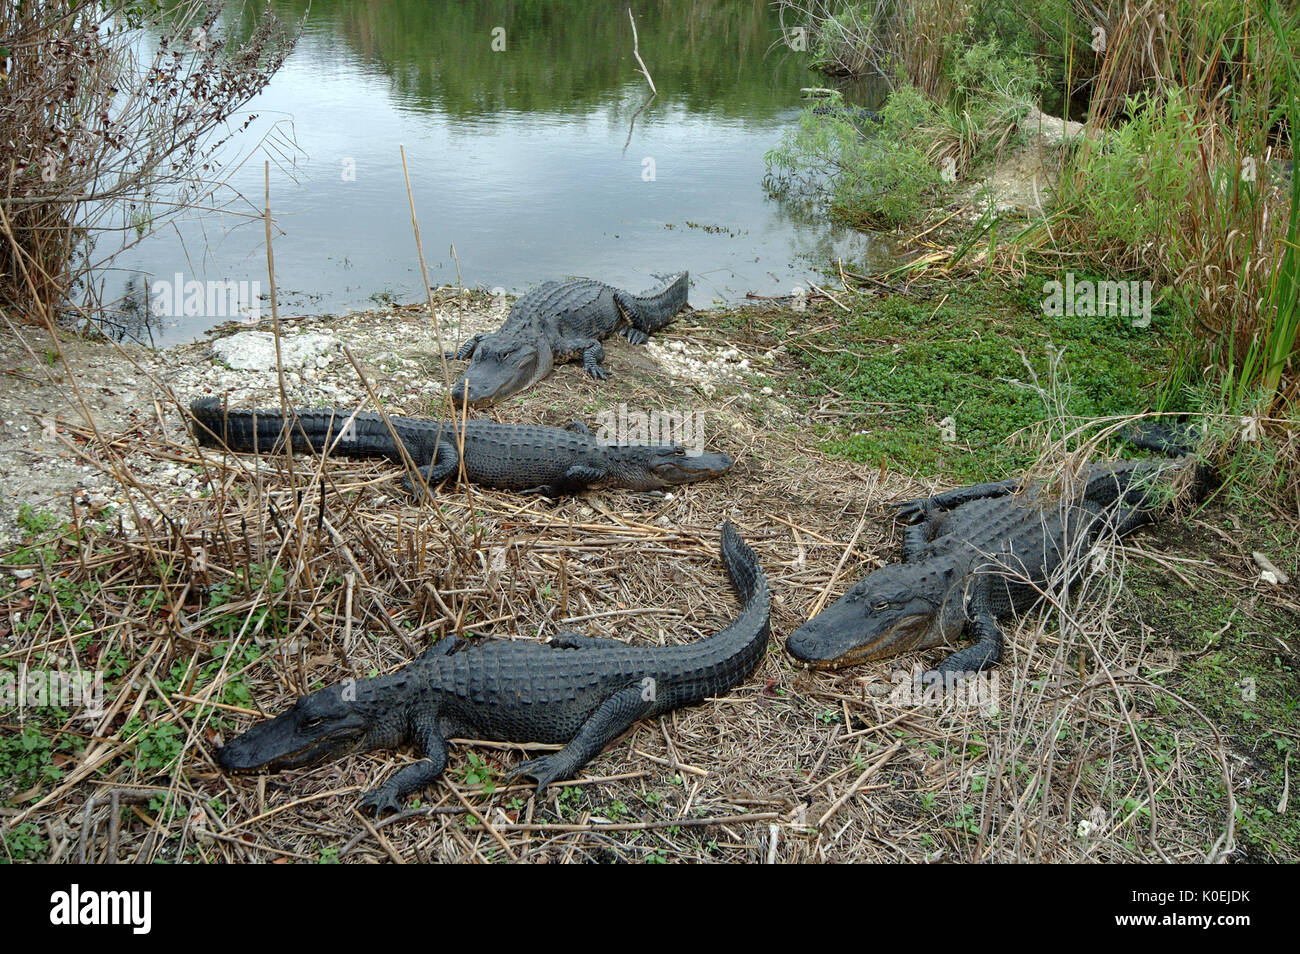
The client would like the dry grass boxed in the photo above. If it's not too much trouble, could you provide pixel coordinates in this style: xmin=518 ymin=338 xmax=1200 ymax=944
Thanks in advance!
xmin=0 ymin=297 xmax=1260 ymax=864
xmin=778 ymin=0 xmax=972 ymax=96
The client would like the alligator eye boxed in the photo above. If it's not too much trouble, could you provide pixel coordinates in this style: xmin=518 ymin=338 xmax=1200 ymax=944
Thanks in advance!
xmin=872 ymin=601 xmax=890 ymax=612
xmin=302 ymin=717 xmax=324 ymax=729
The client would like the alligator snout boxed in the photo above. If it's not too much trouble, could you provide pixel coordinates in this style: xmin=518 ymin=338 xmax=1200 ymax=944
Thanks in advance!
xmin=786 ymin=614 xmax=865 ymax=669
xmin=449 ymin=373 xmax=509 ymax=408
xmin=450 ymin=348 xmax=544 ymax=407
xmin=787 ymin=581 xmax=941 ymax=669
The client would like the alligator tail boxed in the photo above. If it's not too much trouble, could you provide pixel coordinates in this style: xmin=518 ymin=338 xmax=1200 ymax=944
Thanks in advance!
xmin=1123 ymin=420 xmax=1203 ymax=457
xmin=189 ymin=398 xmax=377 ymax=457
xmin=617 ymin=271 xmax=689 ymax=332
xmin=720 ymin=519 xmax=767 ymax=609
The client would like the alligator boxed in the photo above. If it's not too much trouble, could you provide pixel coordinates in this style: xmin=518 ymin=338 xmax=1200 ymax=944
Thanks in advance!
xmin=786 ymin=429 xmax=1210 ymax=675
xmin=448 ymin=273 xmax=690 ymax=406
xmin=810 ymin=103 xmax=883 ymax=126
xmin=216 ymin=521 xmax=771 ymax=813
xmin=189 ymin=398 xmax=733 ymax=498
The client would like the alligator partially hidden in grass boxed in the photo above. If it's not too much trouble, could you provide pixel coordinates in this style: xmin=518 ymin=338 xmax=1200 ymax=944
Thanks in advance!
xmin=189 ymin=398 xmax=732 ymax=497
xmin=786 ymin=428 xmax=1211 ymax=675
xmin=217 ymin=522 xmax=771 ymax=813
xmin=449 ymin=273 xmax=690 ymax=406
xmin=810 ymin=103 xmax=883 ymax=126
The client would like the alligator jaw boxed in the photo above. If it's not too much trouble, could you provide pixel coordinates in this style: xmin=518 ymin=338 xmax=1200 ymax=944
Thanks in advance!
xmin=648 ymin=451 xmax=735 ymax=487
xmin=786 ymin=599 xmax=939 ymax=669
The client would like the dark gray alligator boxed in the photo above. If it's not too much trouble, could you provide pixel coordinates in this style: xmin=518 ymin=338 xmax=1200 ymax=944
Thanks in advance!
xmin=189 ymin=398 xmax=732 ymax=497
xmin=216 ymin=522 xmax=771 ymax=813
xmin=449 ymin=273 xmax=689 ymax=406
xmin=810 ymin=103 xmax=883 ymax=126
xmin=786 ymin=429 xmax=1211 ymax=675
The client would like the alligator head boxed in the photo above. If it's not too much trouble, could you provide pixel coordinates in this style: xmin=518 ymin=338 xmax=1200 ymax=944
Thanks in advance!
xmin=786 ymin=563 xmax=953 ymax=668
xmin=217 ymin=682 xmax=386 ymax=776
xmin=609 ymin=444 xmax=735 ymax=490
xmin=450 ymin=334 xmax=554 ymax=407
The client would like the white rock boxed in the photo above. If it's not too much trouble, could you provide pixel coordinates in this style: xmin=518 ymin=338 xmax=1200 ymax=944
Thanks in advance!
xmin=212 ymin=332 xmax=340 ymax=372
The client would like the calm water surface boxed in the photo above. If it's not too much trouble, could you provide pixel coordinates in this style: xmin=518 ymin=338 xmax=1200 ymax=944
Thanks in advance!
xmin=113 ymin=0 xmax=882 ymax=343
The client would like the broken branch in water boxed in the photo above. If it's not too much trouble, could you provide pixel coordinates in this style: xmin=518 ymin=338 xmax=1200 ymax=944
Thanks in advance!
xmin=628 ymin=8 xmax=657 ymax=96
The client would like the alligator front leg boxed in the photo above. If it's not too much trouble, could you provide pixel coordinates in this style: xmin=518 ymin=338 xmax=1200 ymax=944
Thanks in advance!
xmin=556 ymin=337 xmax=608 ymax=381
xmin=518 ymin=464 xmax=607 ymax=497
xmin=448 ymin=334 xmax=485 ymax=360
xmin=893 ymin=478 xmax=1023 ymax=522
xmin=934 ymin=586 xmax=1003 ymax=676
xmin=895 ymin=478 xmax=1024 ymax=562
xmin=509 ymin=685 xmax=653 ymax=795
xmin=358 ymin=724 xmax=449 ymax=816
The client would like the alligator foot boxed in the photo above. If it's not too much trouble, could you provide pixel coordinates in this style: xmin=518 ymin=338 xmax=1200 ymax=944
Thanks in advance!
xmin=935 ymin=609 xmax=1002 ymax=675
xmin=584 ymin=363 xmax=609 ymax=381
xmin=452 ymin=334 xmax=485 ymax=360
xmin=358 ymin=786 xmax=405 ymax=817
xmin=509 ymin=754 xmax=569 ymax=796
xmin=401 ymin=474 xmax=436 ymax=501
xmin=891 ymin=499 xmax=930 ymax=523
xmin=619 ymin=326 xmax=650 ymax=345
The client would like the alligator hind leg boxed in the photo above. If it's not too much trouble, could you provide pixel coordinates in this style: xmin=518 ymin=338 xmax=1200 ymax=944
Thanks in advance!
xmin=614 ymin=281 xmax=687 ymax=341
xmin=400 ymin=442 xmax=460 ymax=500
xmin=418 ymin=635 xmax=466 ymax=659
xmin=547 ymin=632 xmax=626 ymax=650
xmin=359 ymin=725 xmax=448 ymax=816
xmin=509 ymin=685 xmax=653 ymax=795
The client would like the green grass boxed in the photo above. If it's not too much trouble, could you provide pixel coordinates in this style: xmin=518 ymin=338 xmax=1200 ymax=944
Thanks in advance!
xmin=1 ymin=822 xmax=47 ymax=862
xmin=728 ymin=278 xmax=1179 ymax=481
xmin=1122 ymin=513 xmax=1300 ymax=861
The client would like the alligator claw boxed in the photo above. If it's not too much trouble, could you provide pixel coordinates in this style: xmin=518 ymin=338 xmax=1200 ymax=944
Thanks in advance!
xmin=359 ymin=787 xmax=404 ymax=817
xmin=585 ymin=365 xmax=609 ymax=381
xmin=510 ymin=755 xmax=566 ymax=796
xmin=620 ymin=327 xmax=649 ymax=345
xmin=891 ymin=500 xmax=927 ymax=523
xmin=401 ymin=474 xmax=433 ymax=501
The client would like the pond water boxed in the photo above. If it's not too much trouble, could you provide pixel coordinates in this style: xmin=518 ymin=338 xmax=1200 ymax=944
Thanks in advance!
xmin=111 ymin=0 xmax=883 ymax=344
